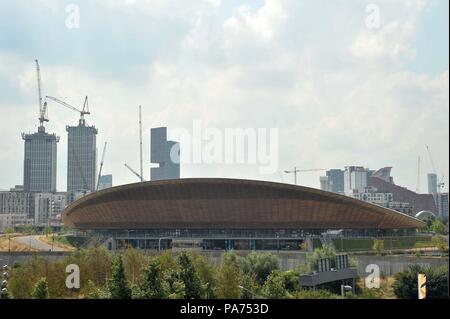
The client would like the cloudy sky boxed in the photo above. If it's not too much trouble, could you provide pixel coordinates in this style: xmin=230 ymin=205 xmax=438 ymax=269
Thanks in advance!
xmin=0 ymin=0 xmax=448 ymax=192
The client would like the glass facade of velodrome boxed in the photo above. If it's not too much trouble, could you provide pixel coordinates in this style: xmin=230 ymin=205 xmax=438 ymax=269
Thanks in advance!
xmin=63 ymin=178 xmax=425 ymax=250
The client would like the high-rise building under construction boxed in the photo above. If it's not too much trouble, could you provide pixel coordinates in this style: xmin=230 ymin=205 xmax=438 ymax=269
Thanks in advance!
xmin=67 ymin=123 xmax=98 ymax=194
xmin=22 ymin=126 xmax=59 ymax=193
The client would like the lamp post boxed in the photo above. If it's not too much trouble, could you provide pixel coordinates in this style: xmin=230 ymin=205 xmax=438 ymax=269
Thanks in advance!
xmin=341 ymin=284 xmax=352 ymax=299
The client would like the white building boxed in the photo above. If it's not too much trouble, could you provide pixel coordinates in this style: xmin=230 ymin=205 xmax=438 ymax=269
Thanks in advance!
xmin=319 ymin=176 xmax=331 ymax=192
xmin=34 ymin=192 xmax=67 ymax=226
xmin=349 ymin=186 xmax=413 ymax=216
xmin=0 ymin=189 xmax=33 ymax=232
xmin=344 ymin=166 xmax=368 ymax=195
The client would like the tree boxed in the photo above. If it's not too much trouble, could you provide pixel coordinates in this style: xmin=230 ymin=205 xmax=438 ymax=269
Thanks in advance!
xmin=372 ymin=240 xmax=384 ymax=255
xmin=138 ymin=258 xmax=166 ymax=299
xmin=178 ymin=252 xmax=203 ymax=299
xmin=393 ymin=264 xmax=449 ymax=299
xmin=430 ymin=219 xmax=446 ymax=234
xmin=108 ymin=255 xmax=132 ymax=299
xmin=4 ymin=227 xmax=14 ymax=234
xmin=122 ymin=248 xmax=147 ymax=284
xmin=240 ymin=274 xmax=261 ymax=299
xmin=247 ymin=252 xmax=280 ymax=285
xmin=262 ymin=270 xmax=289 ymax=299
xmin=282 ymin=270 xmax=300 ymax=293
xmin=32 ymin=277 xmax=49 ymax=299
xmin=216 ymin=261 xmax=242 ymax=299
xmin=165 ymin=269 xmax=186 ymax=299
xmin=191 ymin=253 xmax=217 ymax=299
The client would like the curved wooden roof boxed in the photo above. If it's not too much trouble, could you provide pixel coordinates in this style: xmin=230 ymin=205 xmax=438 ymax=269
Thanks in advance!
xmin=62 ymin=178 xmax=425 ymax=230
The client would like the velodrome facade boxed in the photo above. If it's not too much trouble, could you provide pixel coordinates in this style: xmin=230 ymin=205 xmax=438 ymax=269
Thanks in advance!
xmin=62 ymin=178 xmax=425 ymax=250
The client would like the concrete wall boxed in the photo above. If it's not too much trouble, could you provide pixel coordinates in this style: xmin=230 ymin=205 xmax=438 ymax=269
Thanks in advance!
xmin=0 ymin=251 xmax=69 ymax=266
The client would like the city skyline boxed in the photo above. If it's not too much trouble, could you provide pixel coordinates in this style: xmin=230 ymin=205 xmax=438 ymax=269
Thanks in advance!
xmin=0 ymin=0 xmax=448 ymax=193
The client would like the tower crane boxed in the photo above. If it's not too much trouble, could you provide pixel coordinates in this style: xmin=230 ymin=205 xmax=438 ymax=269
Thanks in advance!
xmin=139 ymin=105 xmax=144 ymax=182
xmin=35 ymin=59 xmax=48 ymax=130
xmin=425 ymin=145 xmax=445 ymax=193
xmin=96 ymin=142 xmax=108 ymax=191
xmin=284 ymin=167 xmax=327 ymax=185
xmin=45 ymin=95 xmax=90 ymax=125
xmin=124 ymin=163 xmax=146 ymax=182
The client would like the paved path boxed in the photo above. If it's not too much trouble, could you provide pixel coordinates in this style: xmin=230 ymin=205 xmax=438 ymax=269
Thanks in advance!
xmin=12 ymin=235 xmax=68 ymax=252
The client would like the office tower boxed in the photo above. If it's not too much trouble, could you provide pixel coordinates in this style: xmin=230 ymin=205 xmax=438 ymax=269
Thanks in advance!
xmin=150 ymin=127 xmax=180 ymax=181
xmin=437 ymin=193 xmax=449 ymax=221
xmin=98 ymin=175 xmax=113 ymax=190
xmin=325 ymin=169 xmax=345 ymax=193
xmin=22 ymin=127 xmax=59 ymax=193
xmin=67 ymin=124 xmax=98 ymax=194
xmin=344 ymin=166 xmax=368 ymax=195
xmin=427 ymin=173 xmax=438 ymax=194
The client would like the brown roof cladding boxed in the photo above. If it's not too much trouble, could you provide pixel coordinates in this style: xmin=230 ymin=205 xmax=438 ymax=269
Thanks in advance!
xmin=63 ymin=178 xmax=425 ymax=230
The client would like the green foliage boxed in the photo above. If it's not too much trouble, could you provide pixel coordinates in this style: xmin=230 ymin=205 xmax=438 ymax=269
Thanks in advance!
xmin=292 ymin=289 xmax=340 ymax=299
xmin=216 ymin=254 xmax=242 ymax=299
xmin=393 ymin=264 xmax=449 ymax=299
xmin=191 ymin=253 xmax=217 ymax=299
xmin=32 ymin=277 xmax=49 ymax=299
xmin=85 ymin=280 xmax=110 ymax=299
xmin=373 ymin=240 xmax=385 ymax=255
xmin=307 ymin=245 xmax=336 ymax=271
xmin=108 ymin=255 xmax=132 ymax=299
xmin=431 ymin=236 xmax=448 ymax=253
xmin=122 ymin=248 xmax=147 ymax=284
xmin=246 ymin=252 xmax=280 ymax=285
xmin=430 ymin=219 xmax=446 ymax=234
xmin=262 ymin=270 xmax=289 ymax=299
xmin=66 ymin=246 xmax=112 ymax=295
xmin=178 ymin=252 xmax=203 ymax=299
xmin=8 ymin=265 xmax=34 ymax=299
xmin=3 ymin=227 xmax=14 ymax=234
xmin=282 ymin=270 xmax=300 ymax=292
xmin=165 ymin=269 xmax=186 ymax=299
xmin=239 ymin=274 xmax=261 ymax=299
xmin=138 ymin=258 xmax=166 ymax=299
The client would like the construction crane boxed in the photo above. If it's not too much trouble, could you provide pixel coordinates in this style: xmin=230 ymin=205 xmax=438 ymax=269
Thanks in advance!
xmin=416 ymin=156 xmax=421 ymax=193
xmin=35 ymin=59 xmax=48 ymax=129
xmin=139 ymin=105 xmax=144 ymax=182
xmin=284 ymin=167 xmax=327 ymax=185
xmin=45 ymin=95 xmax=90 ymax=126
xmin=96 ymin=142 xmax=108 ymax=191
xmin=425 ymin=145 xmax=445 ymax=193
xmin=124 ymin=163 xmax=146 ymax=182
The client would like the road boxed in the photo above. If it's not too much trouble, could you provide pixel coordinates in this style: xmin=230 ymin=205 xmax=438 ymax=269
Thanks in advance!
xmin=12 ymin=235 xmax=68 ymax=252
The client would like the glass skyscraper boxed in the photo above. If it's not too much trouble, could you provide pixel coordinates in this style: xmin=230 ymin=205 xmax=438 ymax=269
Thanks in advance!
xmin=66 ymin=124 xmax=98 ymax=194
xmin=22 ymin=127 xmax=59 ymax=193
